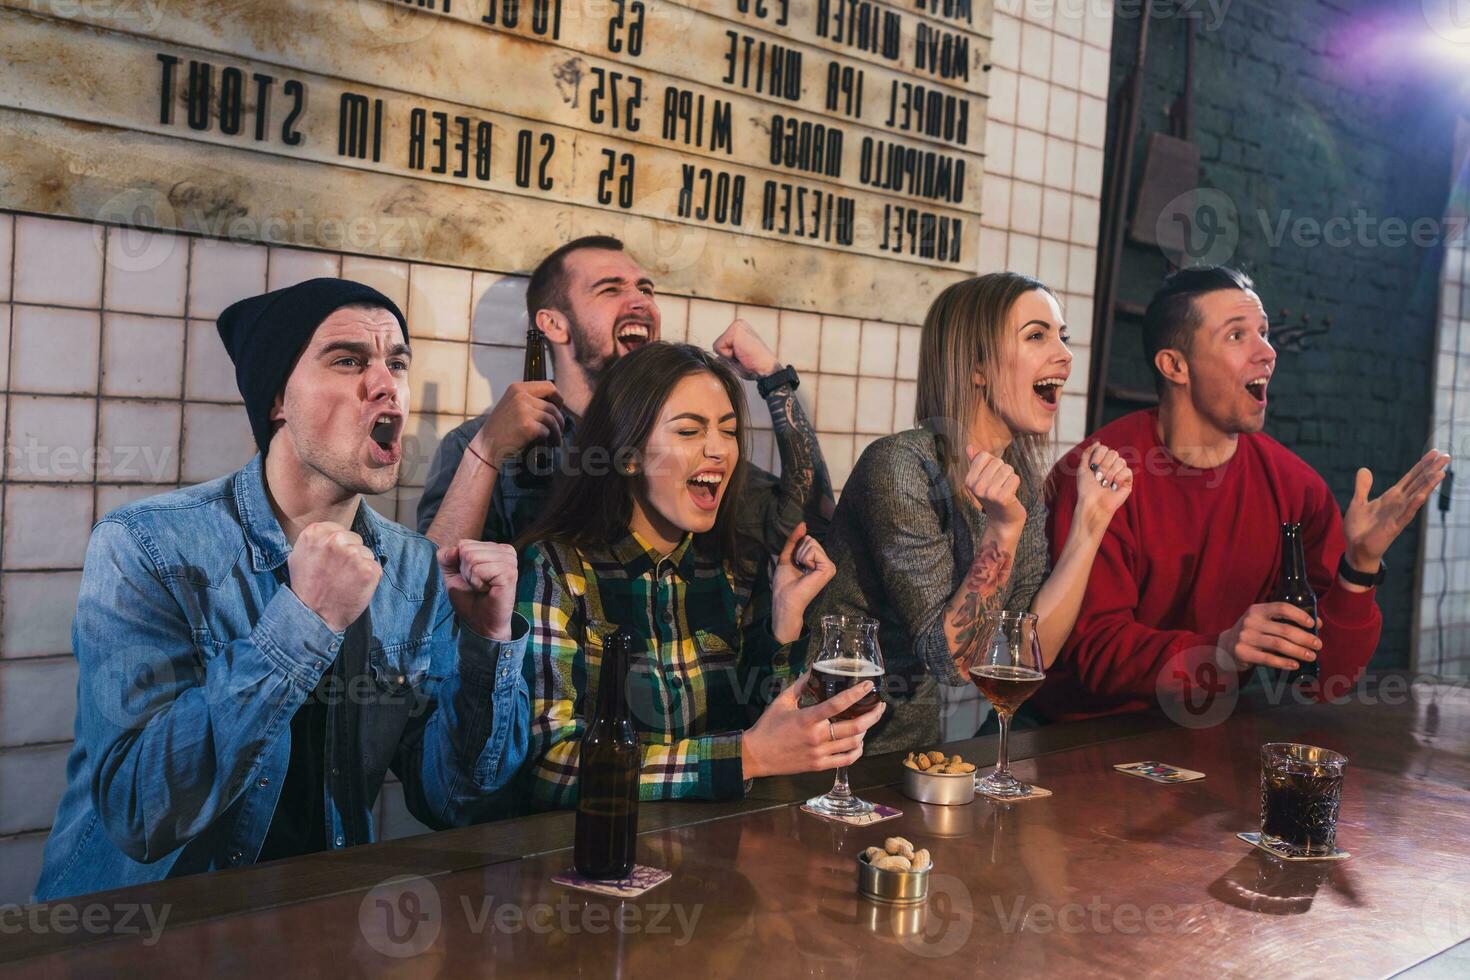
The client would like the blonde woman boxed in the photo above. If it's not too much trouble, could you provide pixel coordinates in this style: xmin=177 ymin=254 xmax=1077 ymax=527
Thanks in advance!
xmin=814 ymin=273 xmax=1133 ymax=752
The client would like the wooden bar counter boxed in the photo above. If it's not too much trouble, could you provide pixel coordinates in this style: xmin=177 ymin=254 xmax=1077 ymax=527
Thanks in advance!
xmin=3 ymin=679 xmax=1468 ymax=978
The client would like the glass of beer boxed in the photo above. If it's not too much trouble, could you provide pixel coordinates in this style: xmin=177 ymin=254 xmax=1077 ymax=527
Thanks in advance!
xmin=802 ymin=615 xmax=885 ymax=818
xmin=1259 ymin=743 xmax=1347 ymax=857
xmin=968 ymin=611 xmax=1045 ymax=798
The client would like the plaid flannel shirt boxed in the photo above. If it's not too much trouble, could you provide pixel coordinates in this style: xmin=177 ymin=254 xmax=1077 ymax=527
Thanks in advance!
xmin=517 ymin=531 xmax=801 ymax=809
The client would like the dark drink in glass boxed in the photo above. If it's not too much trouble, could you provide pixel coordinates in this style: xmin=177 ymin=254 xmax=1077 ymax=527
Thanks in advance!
xmin=805 ymin=658 xmax=883 ymax=720
xmin=970 ymin=664 xmax=1045 ymax=716
xmin=1259 ymin=742 xmax=1347 ymax=857
xmin=574 ymin=628 xmax=640 ymax=879
xmin=803 ymin=616 xmax=885 ymax=818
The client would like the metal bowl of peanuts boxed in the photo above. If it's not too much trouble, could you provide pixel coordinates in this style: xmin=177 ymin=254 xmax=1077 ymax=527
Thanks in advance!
xmin=900 ymin=750 xmax=977 ymax=806
xmin=856 ymin=837 xmax=932 ymax=906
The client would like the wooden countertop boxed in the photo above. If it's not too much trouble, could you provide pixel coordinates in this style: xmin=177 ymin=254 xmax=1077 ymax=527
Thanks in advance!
xmin=3 ymin=678 xmax=1468 ymax=977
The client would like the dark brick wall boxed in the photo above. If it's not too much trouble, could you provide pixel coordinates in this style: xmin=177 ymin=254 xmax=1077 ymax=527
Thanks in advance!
xmin=1100 ymin=0 xmax=1458 ymax=667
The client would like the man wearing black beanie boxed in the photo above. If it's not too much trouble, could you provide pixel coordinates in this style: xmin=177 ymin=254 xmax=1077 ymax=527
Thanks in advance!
xmin=36 ymin=278 xmax=531 ymax=901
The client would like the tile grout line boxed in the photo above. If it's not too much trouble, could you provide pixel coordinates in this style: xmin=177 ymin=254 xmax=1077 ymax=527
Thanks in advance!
xmin=175 ymin=234 xmax=194 ymax=495
xmin=1 ymin=213 xmax=17 ymax=641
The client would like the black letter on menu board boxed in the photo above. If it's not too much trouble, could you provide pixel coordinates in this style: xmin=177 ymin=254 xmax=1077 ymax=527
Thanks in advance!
xmin=252 ymin=73 xmax=275 ymax=142
xmin=538 ymin=133 xmax=556 ymax=190
xmin=282 ymin=80 xmax=305 ymax=146
xmin=219 ymin=67 xmax=243 ymax=136
xmin=157 ymin=53 xmax=180 ymax=125
xmin=187 ymin=61 xmax=211 ymax=131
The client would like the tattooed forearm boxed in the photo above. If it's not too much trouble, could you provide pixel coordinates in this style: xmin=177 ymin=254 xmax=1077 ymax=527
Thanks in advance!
xmin=767 ymin=383 xmax=836 ymax=526
xmin=946 ymin=542 xmax=1014 ymax=669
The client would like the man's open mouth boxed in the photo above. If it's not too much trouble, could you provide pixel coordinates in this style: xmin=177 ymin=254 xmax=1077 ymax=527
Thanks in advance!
xmin=369 ymin=414 xmax=404 ymax=463
xmin=1245 ymin=377 xmax=1269 ymax=403
xmin=1032 ymin=377 xmax=1066 ymax=406
xmin=616 ymin=320 xmax=652 ymax=351
xmin=687 ymin=470 xmax=724 ymax=511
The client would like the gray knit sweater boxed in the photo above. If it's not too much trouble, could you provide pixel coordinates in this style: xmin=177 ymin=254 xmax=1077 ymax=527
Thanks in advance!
xmin=813 ymin=428 xmax=1050 ymax=750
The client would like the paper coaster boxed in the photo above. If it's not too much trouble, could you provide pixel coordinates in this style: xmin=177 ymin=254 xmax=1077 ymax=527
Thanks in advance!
xmin=1236 ymin=832 xmax=1350 ymax=862
xmin=1113 ymin=761 xmax=1206 ymax=783
xmin=976 ymin=784 xmax=1053 ymax=803
xmin=552 ymin=865 xmax=673 ymax=897
xmin=800 ymin=803 xmax=903 ymax=826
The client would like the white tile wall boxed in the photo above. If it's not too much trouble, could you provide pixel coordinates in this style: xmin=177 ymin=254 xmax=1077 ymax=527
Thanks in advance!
xmin=267 ymin=246 xmax=341 ymax=291
xmin=10 ymin=307 xmax=100 ymax=396
xmin=0 ymin=214 xmax=13 ymax=303
xmin=818 ymin=317 xmax=861 ymax=375
xmin=1 ymin=571 xmax=84 ymax=658
xmin=0 ymin=0 xmax=1119 ymax=896
xmin=778 ymin=312 xmax=821 ymax=372
xmin=3 ymin=484 xmax=92 ymax=571
xmin=408 ymin=264 xmax=474 ymax=342
xmin=981 ymin=0 xmax=1112 ymax=468
xmin=0 ymin=744 xmax=70 ymax=835
xmin=188 ymin=239 xmax=268 ymax=319
xmin=344 ymin=256 xmax=411 ymax=312
xmin=104 ymin=228 xmax=188 ymax=317
xmin=1420 ymin=134 xmax=1470 ymax=676
xmin=101 ymin=314 xmax=185 ymax=399
xmin=7 ymin=395 xmax=97 ymax=482
xmin=185 ymin=319 xmax=243 ymax=402
xmin=13 ymin=216 xmax=102 ymax=308
xmin=0 ymin=657 xmax=78 ymax=746
xmin=97 ymin=400 xmax=182 ymax=483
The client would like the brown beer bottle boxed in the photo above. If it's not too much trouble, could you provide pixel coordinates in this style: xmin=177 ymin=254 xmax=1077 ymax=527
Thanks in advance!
xmin=1273 ymin=522 xmax=1319 ymax=682
xmin=573 ymin=628 xmax=640 ymax=879
xmin=523 ymin=325 xmax=547 ymax=382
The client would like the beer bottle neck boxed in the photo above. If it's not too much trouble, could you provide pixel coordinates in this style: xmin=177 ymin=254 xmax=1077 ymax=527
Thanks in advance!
xmin=592 ymin=634 xmax=632 ymax=724
xmin=1279 ymin=526 xmax=1308 ymax=586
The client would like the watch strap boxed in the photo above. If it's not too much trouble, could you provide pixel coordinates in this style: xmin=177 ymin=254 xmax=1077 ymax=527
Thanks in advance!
xmin=757 ymin=364 xmax=800 ymax=398
xmin=1337 ymin=555 xmax=1386 ymax=587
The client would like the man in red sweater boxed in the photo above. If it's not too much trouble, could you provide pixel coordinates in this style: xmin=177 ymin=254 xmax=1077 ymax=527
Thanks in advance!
xmin=1042 ymin=266 xmax=1449 ymax=722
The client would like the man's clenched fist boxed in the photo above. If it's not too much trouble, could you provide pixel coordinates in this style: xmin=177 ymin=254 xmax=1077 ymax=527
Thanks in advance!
xmin=288 ymin=521 xmax=382 ymax=633
xmin=438 ymin=540 xmax=519 ymax=641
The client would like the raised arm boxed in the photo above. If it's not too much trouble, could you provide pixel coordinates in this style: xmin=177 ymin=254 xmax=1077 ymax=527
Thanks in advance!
xmin=713 ymin=319 xmax=835 ymax=552
xmin=419 ymin=381 xmax=564 ymax=547
xmin=1026 ymin=443 xmax=1134 ymax=665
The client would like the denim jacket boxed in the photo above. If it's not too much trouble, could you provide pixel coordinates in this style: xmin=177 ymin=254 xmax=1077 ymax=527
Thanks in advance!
xmin=35 ymin=456 xmax=530 ymax=901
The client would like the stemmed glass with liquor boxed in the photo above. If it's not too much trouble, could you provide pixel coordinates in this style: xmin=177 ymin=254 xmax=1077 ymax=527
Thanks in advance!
xmin=802 ymin=615 xmax=885 ymax=818
xmin=968 ymin=611 xmax=1045 ymax=798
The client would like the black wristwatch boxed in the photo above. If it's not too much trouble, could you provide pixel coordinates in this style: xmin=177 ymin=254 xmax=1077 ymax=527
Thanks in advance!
xmin=756 ymin=364 xmax=801 ymax=398
xmin=1337 ymin=555 xmax=1386 ymax=587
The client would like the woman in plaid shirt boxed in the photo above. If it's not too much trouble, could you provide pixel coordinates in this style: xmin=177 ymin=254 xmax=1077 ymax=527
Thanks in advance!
xmin=514 ymin=343 xmax=885 ymax=807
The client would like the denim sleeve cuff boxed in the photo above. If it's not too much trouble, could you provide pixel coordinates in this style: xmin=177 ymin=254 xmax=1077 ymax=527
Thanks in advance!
xmin=254 ymin=587 xmax=345 ymax=686
xmin=457 ymin=612 xmax=530 ymax=689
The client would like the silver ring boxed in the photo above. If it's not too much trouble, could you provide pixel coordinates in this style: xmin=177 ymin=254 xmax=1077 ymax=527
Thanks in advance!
xmin=828 ymin=720 xmax=837 ymax=742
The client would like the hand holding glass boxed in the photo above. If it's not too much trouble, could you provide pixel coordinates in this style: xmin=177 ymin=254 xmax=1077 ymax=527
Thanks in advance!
xmin=801 ymin=615 xmax=885 ymax=818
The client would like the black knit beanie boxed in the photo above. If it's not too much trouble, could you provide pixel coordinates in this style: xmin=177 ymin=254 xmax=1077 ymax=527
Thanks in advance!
xmin=216 ymin=278 xmax=408 ymax=454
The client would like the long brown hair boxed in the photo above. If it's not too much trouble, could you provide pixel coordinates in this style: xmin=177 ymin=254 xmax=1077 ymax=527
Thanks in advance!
xmin=913 ymin=272 xmax=1056 ymax=509
xmin=516 ymin=342 xmax=750 ymax=558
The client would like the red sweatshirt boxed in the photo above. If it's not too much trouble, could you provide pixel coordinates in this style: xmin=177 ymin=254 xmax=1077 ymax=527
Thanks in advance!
xmin=1040 ymin=409 xmax=1381 ymax=722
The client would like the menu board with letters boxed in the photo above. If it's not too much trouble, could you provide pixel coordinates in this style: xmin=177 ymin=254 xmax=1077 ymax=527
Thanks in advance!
xmin=0 ymin=0 xmax=992 ymax=322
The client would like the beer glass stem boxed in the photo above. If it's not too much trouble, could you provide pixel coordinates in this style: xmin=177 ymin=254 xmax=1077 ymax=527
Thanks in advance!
xmin=996 ymin=712 xmax=1012 ymax=779
xmin=828 ymin=765 xmax=854 ymax=803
